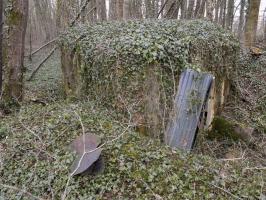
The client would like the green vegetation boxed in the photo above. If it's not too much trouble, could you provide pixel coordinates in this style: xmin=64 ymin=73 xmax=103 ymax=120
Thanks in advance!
xmin=0 ymin=101 xmax=264 ymax=199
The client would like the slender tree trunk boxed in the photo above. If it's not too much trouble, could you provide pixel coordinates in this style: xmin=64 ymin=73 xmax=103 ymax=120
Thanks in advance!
xmin=109 ymin=0 xmax=117 ymax=20
xmin=226 ymin=0 xmax=234 ymax=30
xmin=194 ymin=0 xmax=202 ymax=17
xmin=164 ymin=0 xmax=180 ymax=19
xmin=264 ymin=9 xmax=266 ymax=44
xmin=238 ymin=0 xmax=245 ymax=40
xmin=244 ymin=0 xmax=261 ymax=47
xmin=187 ymin=0 xmax=195 ymax=19
xmin=214 ymin=0 xmax=220 ymax=22
xmin=181 ymin=0 xmax=187 ymax=19
xmin=198 ymin=0 xmax=206 ymax=18
xmin=123 ymin=0 xmax=130 ymax=19
xmin=3 ymin=0 xmax=29 ymax=102
xmin=117 ymin=0 xmax=124 ymax=19
xmin=0 ymin=0 xmax=3 ymax=95
xmin=97 ymin=0 xmax=107 ymax=21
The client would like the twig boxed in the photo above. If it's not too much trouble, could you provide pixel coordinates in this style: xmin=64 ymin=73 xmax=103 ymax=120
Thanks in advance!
xmin=244 ymin=167 xmax=266 ymax=171
xmin=0 ymin=184 xmax=44 ymax=200
xmin=210 ymin=184 xmax=243 ymax=200
xmin=61 ymin=109 xmax=133 ymax=200
xmin=27 ymin=46 xmax=57 ymax=81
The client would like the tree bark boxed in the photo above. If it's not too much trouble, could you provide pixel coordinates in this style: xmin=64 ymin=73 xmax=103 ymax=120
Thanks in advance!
xmin=244 ymin=0 xmax=261 ymax=47
xmin=187 ymin=0 xmax=195 ymax=19
xmin=237 ymin=0 xmax=245 ymax=40
xmin=264 ymin=9 xmax=266 ymax=44
xmin=180 ymin=0 xmax=187 ymax=19
xmin=0 ymin=0 xmax=3 ymax=94
xmin=33 ymin=0 xmax=53 ymax=41
xmin=97 ymin=0 xmax=107 ymax=21
xmin=214 ymin=0 xmax=220 ymax=22
xmin=164 ymin=0 xmax=180 ymax=19
xmin=109 ymin=0 xmax=117 ymax=20
xmin=117 ymin=0 xmax=124 ymax=19
xmin=226 ymin=0 xmax=234 ymax=30
xmin=3 ymin=0 xmax=29 ymax=102
xmin=206 ymin=0 xmax=215 ymax=20
xmin=123 ymin=0 xmax=131 ymax=19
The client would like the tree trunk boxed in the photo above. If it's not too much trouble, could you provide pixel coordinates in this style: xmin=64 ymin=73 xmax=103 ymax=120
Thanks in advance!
xmin=198 ymin=0 xmax=206 ymax=18
xmin=97 ymin=0 xmax=107 ymax=21
xmin=164 ymin=0 xmax=180 ymax=19
xmin=109 ymin=0 xmax=117 ymax=20
xmin=194 ymin=0 xmax=202 ymax=17
xmin=133 ymin=0 xmax=143 ymax=19
xmin=33 ymin=0 xmax=54 ymax=41
xmin=123 ymin=0 xmax=130 ymax=19
xmin=219 ymin=0 xmax=226 ymax=27
xmin=187 ymin=0 xmax=195 ymax=19
xmin=238 ymin=0 xmax=245 ymax=40
xmin=117 ymin=0 xmax=124 ymax=19
xmin=226 ymin=0 xmax=234 ymax=30
xmin=264 ymin=9 xmax=266 ymax=44
xmin=214 ymin=0 xmax=220 ymax=22
xmin=0 ymin=0 xmax=3 ymax=94
xmin=3 ymin=0 xmax=29 ymax=103
xmin=244 ymin=0 xmax=261 ymax=47
xmin=206 ymin=0 xmax=215 ymax=20
xmin=180 ymin=0 xmax=187 ymax=19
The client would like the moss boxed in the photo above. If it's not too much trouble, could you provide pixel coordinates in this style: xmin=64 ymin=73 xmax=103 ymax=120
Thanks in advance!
xmin=207 ymin=117 xmax=241 ymax=141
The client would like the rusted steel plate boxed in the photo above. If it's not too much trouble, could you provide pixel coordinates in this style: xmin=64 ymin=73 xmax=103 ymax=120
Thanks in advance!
xmin=166 ymin=69 xmax=214 ymax=150
xmin=70 ymin=134 xmax=102 ymax=175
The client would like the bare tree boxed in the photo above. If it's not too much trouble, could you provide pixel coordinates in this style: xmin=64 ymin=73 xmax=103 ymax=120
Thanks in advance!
xmin=3 ymin=0 xmax=29 ymax=102
xmin=244 ymin=0 xmax=261 ymax=47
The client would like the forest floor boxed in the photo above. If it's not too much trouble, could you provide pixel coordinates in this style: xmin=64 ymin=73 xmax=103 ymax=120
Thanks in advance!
xmin=0 ymin=49 xmax=265 ymax=199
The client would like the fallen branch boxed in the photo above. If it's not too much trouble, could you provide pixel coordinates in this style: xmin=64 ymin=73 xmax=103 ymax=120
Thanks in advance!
xmin=25 ymin=37 xmax=58 ymax=58
xmin=27 ymin=46 xmax=57 ymax=81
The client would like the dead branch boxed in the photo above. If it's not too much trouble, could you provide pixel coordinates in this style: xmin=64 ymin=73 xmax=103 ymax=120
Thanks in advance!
xmin=25 ymin=37 xmax=58 ymax=58
xmin=27 ymin=46 xmax=57 ymax=81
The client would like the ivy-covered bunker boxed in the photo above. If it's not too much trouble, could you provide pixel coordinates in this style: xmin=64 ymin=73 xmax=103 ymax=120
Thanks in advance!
xmin=59 ymin=19 xmax=239 ymax=138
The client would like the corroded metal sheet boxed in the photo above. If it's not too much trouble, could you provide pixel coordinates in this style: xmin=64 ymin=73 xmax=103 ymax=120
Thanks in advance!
xmin=166 ymin=69 xmax=214 ymax=150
